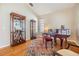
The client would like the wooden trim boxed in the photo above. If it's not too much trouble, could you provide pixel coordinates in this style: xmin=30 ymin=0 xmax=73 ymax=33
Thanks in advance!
xmin=10 ymin=12 xmax=26 ymax=20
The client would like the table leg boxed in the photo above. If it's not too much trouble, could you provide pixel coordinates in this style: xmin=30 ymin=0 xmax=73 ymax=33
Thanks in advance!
xmin=51 ymin=40 xmax=53 ymax=48
xmin=45 ymin=41 xmax=47 ymax=49
xmin=54 ymin=37 xmax=57 ymax=46
xmin=65 ymin=38 xmax=67 ymax=48
xmin=60 ymin=38 xmax=63 ymax=49
xmin=43 ymin=37 xmax=44 ymax=43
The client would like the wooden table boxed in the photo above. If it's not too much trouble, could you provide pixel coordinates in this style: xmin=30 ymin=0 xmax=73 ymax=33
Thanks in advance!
xmin=52 ymin=34 xmax=70 ymax=48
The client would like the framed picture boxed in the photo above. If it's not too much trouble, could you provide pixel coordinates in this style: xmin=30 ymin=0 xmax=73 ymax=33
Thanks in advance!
xmin=61 ymin=29 xmax=67 ymax=35
xmin=61 ymin=29 xmax=71 ymax=35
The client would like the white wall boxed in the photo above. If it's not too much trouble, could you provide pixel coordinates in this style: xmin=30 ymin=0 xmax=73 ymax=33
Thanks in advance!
xmin=40 ymin=7 xmax=76 ymax=40
xmin=75 ymin=4 xmax=79 ymax=40
xmin=0 ymin=3 xmax=38 ymax=48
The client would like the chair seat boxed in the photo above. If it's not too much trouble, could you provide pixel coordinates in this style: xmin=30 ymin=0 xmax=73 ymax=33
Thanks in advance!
xmin=56 ymin=49 xmax=79 ymax=56
xmin=45 ymin=37 xmax=52 ymax=41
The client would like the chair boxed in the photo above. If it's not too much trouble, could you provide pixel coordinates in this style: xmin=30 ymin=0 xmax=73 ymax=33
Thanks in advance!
xmin=42 ymin=33 xmax=53 ymax=49
xmin=67 ymin=40 xmax=79 ymax=49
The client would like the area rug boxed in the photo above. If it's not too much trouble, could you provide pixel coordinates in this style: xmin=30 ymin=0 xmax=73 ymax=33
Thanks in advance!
xmin=26 ymin=38 xmax=55 ymax=56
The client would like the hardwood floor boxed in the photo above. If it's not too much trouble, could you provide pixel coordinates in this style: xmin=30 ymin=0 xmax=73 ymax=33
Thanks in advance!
xmin=0 ymin=40 xmax=31 ymax=56
xmin=0 ymin=39 xmax=79 ymax=56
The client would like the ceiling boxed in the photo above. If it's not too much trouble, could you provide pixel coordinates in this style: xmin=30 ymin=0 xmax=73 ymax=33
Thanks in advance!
xmin=27 ymin=3 xmax=76 ymax=16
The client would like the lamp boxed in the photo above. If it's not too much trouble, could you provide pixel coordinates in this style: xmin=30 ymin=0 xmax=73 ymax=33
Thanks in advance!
xmin=44 ymin=27 xmax=49 ymax=32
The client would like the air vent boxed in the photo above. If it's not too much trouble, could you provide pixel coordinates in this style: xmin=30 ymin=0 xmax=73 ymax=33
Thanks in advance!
xmin=29 ymin=3 xmax=33 ymax=7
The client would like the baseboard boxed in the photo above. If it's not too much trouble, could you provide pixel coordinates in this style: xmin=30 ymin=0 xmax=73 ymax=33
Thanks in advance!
xmin=0 ymin=39 xmax=29 ymax=49
xmin=0 ymin=44 xmax=10 ymax=49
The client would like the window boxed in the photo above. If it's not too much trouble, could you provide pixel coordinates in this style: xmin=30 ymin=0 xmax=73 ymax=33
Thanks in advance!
xmin=38 ymin=19 xmax=44 ymax=33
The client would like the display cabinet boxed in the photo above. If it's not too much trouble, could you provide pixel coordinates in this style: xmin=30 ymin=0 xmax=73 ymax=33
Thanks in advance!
xmin=30 ymin=20 xmax=36 ymax=39
xmin=10 ymin=12 xmax=26 ymax=46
